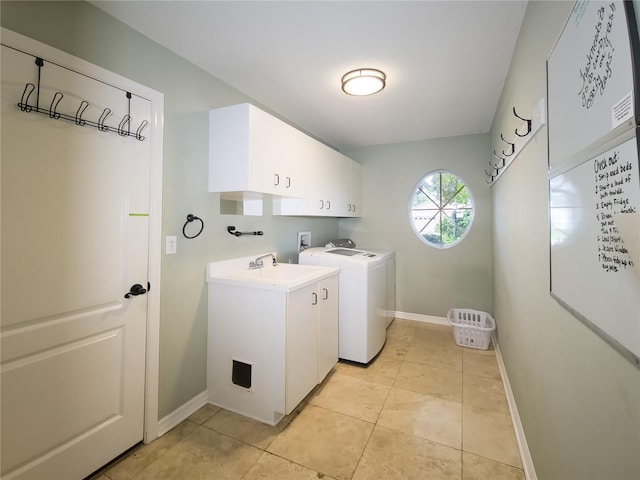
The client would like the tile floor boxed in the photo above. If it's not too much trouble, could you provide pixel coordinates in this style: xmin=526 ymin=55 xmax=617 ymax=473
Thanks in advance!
xmin=94 ymin=319 xmax=525 ymax=480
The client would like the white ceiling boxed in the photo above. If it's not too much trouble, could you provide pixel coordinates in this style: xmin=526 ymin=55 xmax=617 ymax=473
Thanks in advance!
xmin=91 ymin=1 xmax=527 ymax=150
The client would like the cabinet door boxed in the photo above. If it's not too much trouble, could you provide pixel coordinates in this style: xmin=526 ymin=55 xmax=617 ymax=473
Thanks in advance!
xmin=348 ymin=161 xmax=363 ymax=217
xmin=285 ymin=284 xmax=317 ymax=414
xmin=248 ymin=106 xmax=285 ymax=194
xmin=328 ymin=150 xmax=351 ymax=217
xmin=304 ymin=140 xmax=335 ymax=216
xmin=280 ymin=125 xmax=307 ymax=197
xmin=317 ymin=275 xmax=339 ymax=383
xmin=210 ymin=103 xmax=297 ymax=196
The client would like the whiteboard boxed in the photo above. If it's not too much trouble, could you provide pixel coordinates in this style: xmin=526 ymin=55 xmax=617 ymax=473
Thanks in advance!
xmin=548 ymin=0 xmax=639 ymax=172
xmin=549 ymin=131 xmax=640 ymax=366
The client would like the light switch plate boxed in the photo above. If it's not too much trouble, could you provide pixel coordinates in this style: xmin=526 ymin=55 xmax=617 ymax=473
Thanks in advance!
xmin=166 ymin=236 xmax=177 ymax=254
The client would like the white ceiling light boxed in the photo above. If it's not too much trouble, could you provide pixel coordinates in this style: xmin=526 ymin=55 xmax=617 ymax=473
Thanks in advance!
xmin=341 ymin=68 xmax=386 ymax=96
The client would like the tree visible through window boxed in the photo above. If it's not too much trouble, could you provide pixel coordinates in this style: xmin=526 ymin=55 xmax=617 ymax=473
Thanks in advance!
xmin=409 ymin=171 xmax=474 ymax=248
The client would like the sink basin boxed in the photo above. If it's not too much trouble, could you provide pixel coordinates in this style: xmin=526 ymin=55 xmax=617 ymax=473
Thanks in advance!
xmin=208 ymin=261 xmax=340 ymax=292
xmin=233 ymin=264 xmax=324 ymax=281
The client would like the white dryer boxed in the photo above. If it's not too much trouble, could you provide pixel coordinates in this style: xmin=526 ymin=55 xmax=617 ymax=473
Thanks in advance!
xmin=299 ymin=247 xmax=387 ymax=363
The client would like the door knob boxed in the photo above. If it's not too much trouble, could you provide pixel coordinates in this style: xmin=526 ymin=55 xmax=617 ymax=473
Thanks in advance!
xmin=124 ymin=283 xmax=147 ymax=299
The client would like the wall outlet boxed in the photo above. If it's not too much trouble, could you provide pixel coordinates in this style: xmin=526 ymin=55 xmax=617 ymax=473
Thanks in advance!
xmin=166 ymin=236 xmax=177 ymax=254
xmin=297 ymin=231 xmax=311 ymax=254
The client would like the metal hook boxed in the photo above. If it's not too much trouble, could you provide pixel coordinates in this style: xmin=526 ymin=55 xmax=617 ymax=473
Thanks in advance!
xmin=49 ymin=92 xmax=63 ymax=119
xmin=135 ymin=120 xmax=149 ymax=141
xmin=500 ymin=134 xmax=515 ymax=157
xmin=513 ymin=106 xmax=532 ymax=137
xmin=492 ymin=150 xmax=506 ymax=169
xmin=97 ymin=108 xmax=111 ymax=132
xmin=75 ymin=100 xmax=89 ymax=126
xmin=118 ymin=115 xmax=131 ymax=136
xmin=18 ymin=83 xmax=35 ymax=112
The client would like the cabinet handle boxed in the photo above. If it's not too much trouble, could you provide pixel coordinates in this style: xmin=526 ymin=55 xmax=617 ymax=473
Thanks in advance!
xmin=312 ymin=292 xmax=318 ymax=305
xmin=274 ymin=173 xmax=280 ymax=186
xmin=286 ymin=176 xmax=291 ymax=188
xmin=323 ymin=288 xmax=328 ymax=300
xmin=348 ymin=204 xmax=353 ymax=212
xmin=326 ymin=200 xmax=331 ymax=210
xmin=352 ymin=204 xmax=356 ymax=213
xmin=319 ymin=200 xmax=324 ymax=209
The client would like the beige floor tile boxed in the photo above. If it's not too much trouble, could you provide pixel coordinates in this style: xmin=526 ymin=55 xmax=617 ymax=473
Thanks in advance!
xmin=463 ymin=373 xmax=508 ymax=414
xmin=309 ymin=372 xmax=390 ymax=422
xmin=463 ymin=405 xmax=522 ymax=468
xmin=132 ymin=426 xmax=262 ymax=480
xmin=394 ymin=360 xmax=462 ymax=402
xmin=243 ymin=452 xmax=337 ymax=480
xmin=334 ymin=355 xmax=402 ymax=386
xmin=413 ymin=324 xmax=456 ymax=346
xmin=404 ymin=342 xmax=463 ymax=371
xmin=377 ymin=387 xmax=462 ymax=449
xmin=386 ymin=320 xmax=418 ymax=343
xmin=353 ymin=425 xmax=462 ymax=480
xmin=376 ymin=336 xmax=411 ymax=362
xmin=462 ymin=349 xmax=501 ymax=380
xmin=187 ymin=403 xmax=220 ymax=425
xmin=462 ymin=452 xmax=525 ymax=480
xmin=104 ymin=420 xmax=198 ymax=480
xmin=267 ymin=404 xmax=373 ymax=480
xmin=203 ymin=408 xmax=288 ymax=450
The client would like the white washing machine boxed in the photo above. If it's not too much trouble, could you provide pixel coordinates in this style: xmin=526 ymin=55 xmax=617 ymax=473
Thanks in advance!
xmin=323 ymin=240 xmax=396 ymax=327
xmin=299 ymin=247 xmax=387 ymax=363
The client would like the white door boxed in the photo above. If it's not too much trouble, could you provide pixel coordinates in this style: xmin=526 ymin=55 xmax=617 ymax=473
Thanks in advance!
xmin=1 ymin=41 xmax=151 ymax=480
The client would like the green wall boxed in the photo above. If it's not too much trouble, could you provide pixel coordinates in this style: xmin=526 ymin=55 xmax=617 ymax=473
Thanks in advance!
xmin=341 ymin=134 xmax=493 ymax=317
xmin=491 ymin=1 xmax=640 ymax=478
xmin=1 ymin=1 xmax=340 ymax=419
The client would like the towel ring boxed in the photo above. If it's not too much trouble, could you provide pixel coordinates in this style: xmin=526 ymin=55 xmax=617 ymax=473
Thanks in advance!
xmin=183 ymin=214 xmax=204 ymax=239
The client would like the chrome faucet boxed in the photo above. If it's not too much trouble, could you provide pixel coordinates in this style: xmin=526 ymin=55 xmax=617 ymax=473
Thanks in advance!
xmin=249 ymin=253 xmax=277 ymax=269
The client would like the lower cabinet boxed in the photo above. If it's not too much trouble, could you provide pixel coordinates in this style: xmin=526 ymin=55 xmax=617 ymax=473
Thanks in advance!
xmin=207 ymin=273 xmax=339 ymax=426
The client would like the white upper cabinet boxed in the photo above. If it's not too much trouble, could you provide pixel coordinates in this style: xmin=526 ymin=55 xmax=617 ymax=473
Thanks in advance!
xmin=329 ymin=151 xmax=362 ymax=218
xmin=209 ymin=103 xmax=301 ymax=197
xmin=210 ymin=103 xmax=362 ymax=217
xmin=347 ymin=161 xmax=363 ymax=217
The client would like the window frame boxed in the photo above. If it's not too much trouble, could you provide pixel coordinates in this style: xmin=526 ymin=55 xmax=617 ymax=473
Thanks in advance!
xmin=408 ymin=170 xmax=475 ymax=249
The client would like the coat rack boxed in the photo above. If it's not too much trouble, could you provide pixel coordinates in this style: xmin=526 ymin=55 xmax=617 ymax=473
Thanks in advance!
xmin=17 ymin=57 xmax=148 ymax=141
xmin=486 ymin=98 xmax=546 ymax=185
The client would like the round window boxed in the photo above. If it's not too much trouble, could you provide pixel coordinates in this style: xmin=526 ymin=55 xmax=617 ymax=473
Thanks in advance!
xmin=409 ymin=170 xmax=474 ymax=248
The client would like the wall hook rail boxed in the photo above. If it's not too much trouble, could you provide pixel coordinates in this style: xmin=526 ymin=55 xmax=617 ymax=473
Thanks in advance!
xmin=486 ymin=98 xmax=546 ymax=186
xmin=17 ymin=57 xmax=148 ymax=141
xmin=227 ymin=226 xmax=264 ymax=237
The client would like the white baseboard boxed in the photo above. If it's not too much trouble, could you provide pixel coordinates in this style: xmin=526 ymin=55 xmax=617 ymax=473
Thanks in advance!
xmin=155 ymin=390 xmax=209 ymax=438
xmin=494 ymin=339 xmax=537 ymax=480
xmin=393 ymin=311 xmax=449 ymax=326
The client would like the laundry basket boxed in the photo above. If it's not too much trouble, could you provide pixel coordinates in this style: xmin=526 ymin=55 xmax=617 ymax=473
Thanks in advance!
xmin=447 ymin=308 xmax=495 ymax=350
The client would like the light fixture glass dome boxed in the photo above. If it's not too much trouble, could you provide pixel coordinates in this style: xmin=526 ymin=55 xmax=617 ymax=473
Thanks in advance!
xmin=341 ymin=68 xmax=386 ymax=96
